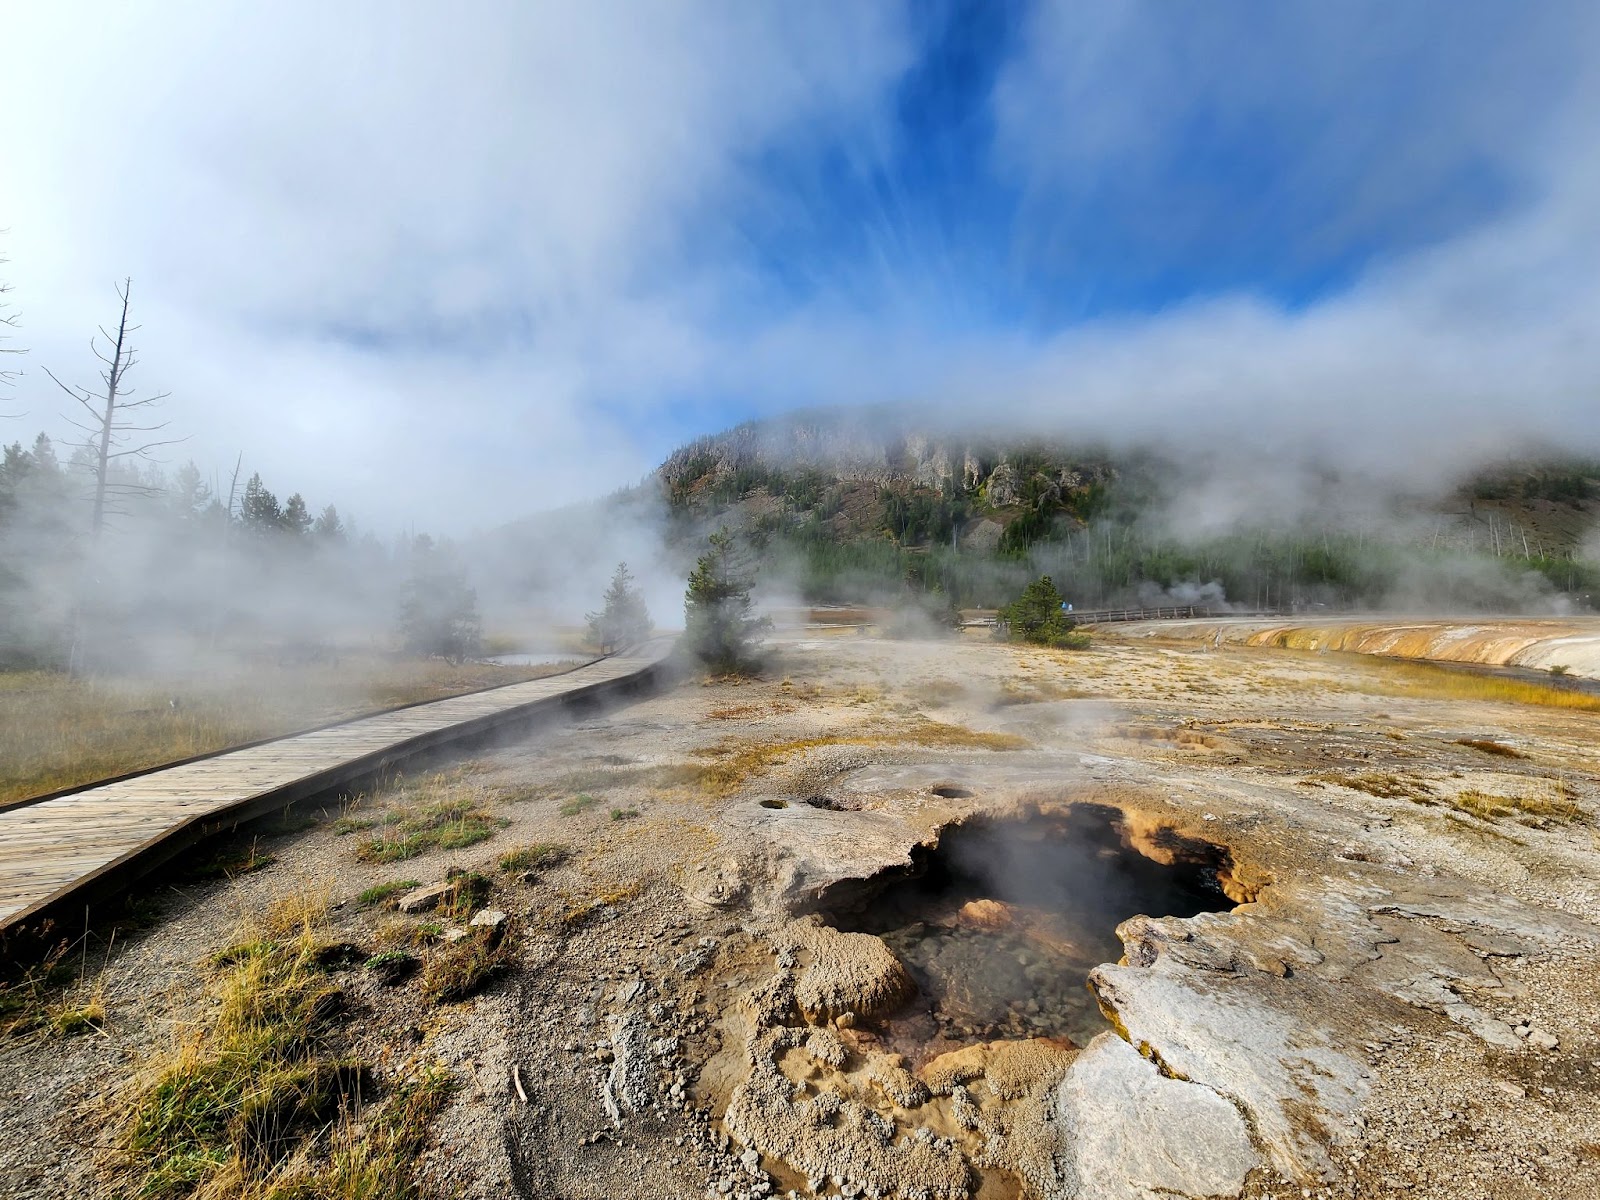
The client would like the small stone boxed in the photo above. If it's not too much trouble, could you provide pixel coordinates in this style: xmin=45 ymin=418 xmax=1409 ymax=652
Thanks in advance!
xmin=1528 ymin=1029 xmax=1560 ymax=1052
xmin=1494 ymin=1081 xmax=1526 ymax=1099
xmin=441 ymin=927 xmax=469 ymax=944
xmin=617 ymin=979 xmax=647 ymax=1005
xmin=397 ymin=883 xmax=451 ymax=914
xmin=834 ymin=1012 xmax=856 ymax=1029
xmin=740 ymin=1150 xmax=760 ymax=1169
xmin=470 ymin=908 xmax=507 ymax=929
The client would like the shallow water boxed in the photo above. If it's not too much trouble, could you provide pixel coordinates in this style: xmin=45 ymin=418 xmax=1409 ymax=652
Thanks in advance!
xmin=484 ymin=652 xmax=587 ymax=666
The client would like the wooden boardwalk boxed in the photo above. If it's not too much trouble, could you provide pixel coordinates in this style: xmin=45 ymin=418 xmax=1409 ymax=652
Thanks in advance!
xmin=0 ymin=639 xmax=675 ymax=936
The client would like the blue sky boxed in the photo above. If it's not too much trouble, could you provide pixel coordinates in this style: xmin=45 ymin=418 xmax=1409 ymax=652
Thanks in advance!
xmin=3 ymin=1 xmax=1598 ymax=530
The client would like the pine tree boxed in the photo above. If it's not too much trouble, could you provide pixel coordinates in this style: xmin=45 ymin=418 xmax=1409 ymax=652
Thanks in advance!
xmin=169 ymin=461 xmax=211 ymax=521
xmin=997 ymin=575 xmax=1088 ymax=648
xmin=586 ymin=562 xmax=652 ymax=653
xmin=683 ymin=529 xmax=768 ymax=673
xmin=282 ymin=492 xmax=312 ymax=537
xmin=398 ymin=535 xmax=482 ymax=662
xmin=240 ymin=472 xmax=281 ymax=534
xmin=312 ymin=504 xmax=345 ymax=541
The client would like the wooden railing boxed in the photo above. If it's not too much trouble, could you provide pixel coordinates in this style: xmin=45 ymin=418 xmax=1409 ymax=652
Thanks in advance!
xmin=967 ymin=605 xmax=1290 ymax=628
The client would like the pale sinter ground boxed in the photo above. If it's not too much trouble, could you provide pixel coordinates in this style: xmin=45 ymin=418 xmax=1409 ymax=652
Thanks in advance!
xmin=3 ymin=629 xmax=1599 ymax=1200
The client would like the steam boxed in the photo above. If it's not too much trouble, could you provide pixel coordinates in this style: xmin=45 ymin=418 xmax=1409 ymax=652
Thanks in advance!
xmin=3 ymin=3 xmax=1598 ymax=651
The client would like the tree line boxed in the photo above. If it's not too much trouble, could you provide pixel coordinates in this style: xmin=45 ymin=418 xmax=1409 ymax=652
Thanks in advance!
xmin=0 ymin=278 xmax=490 ymax=671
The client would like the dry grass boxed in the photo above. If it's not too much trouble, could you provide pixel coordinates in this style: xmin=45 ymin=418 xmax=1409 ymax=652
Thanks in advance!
xmin=1450 ymin=783 xmax=1584 ymax=825
xmin=420 ymin=920 xmax=516 ymax=1003
xmin=1308 ymin=768 xmax=1586 ymax=827
xmin=707 ymin=702 xmax=794 ymax=721
xmin=0 ymin=658 xmax=563 ymax=806
xmin=0 ymin=940 xmax=104 ymax=1039
xmin=1305 ymin=771 xmax=1437 ymax=800
xmin=118 ymin=901 xmax=458 ymax=1200
xmin=1348 ymin=660 xmax=1600 ymax=713
xmin=122 ymin=927 xmax=356 ymax=1197
xmin=497 ymin=842 xmax=569 ymax=874
xmin=1454 ymin=738 xmax=1528 ymax=759
xmin=991 ymin=679 xmax=1102 ymax=706
xmin=558 ymin=882 xmax=643 ymax=927
xmin=683 ymin=720 xmax=1028 ymax=797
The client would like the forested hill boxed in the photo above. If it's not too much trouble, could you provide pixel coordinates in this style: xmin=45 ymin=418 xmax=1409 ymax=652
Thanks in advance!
xmin=660 ymin=412 xmax=1123 ymax=557
xmin=652 ymin=411 xmax=1600 ymax=612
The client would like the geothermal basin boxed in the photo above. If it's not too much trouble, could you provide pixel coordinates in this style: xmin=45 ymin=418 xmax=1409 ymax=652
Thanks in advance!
xmin=825 ymin=806 xmax=1239 ymax=1058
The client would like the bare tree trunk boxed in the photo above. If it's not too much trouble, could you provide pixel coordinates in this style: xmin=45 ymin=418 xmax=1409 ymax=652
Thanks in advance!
xmin=44 ymin=279 xmax=179 ymax=674
xmin=89 ymin=284 xmax=132 ymax=536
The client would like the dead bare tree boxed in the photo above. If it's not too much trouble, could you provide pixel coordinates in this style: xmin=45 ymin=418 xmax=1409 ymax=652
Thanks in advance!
xmin=0 ymin=239 xmax=22 ymax=405
xmin=44 ymin=278 xmax=181 ymax=535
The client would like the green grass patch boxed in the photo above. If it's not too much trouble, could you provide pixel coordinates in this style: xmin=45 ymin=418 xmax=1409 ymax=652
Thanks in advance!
xmin=437 ymin=871 xmax=493 ymax=922
xmin=357 ymin=879 xmax=423 ymax=908
xmin=610 ymin=807 xmax=640 ymax=821
xmin=363 ymin=949 xmax=420 ymax=986
xmin=124 ymin=932 xmax=358 ymax=1196
xmin=49 ymin=996 xmax=106 ymax=1036
xmin=558 ymin=792 xmax=602 ymax=817
xmin=354 ymin=797 xmax=507 ymax=863
xmin=119 ymin=912 xmax=455 ymax=1199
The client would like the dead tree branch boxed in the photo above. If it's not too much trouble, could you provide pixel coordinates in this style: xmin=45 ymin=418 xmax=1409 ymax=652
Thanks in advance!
xmin=48 ymin=278 xmax=184 ymax=534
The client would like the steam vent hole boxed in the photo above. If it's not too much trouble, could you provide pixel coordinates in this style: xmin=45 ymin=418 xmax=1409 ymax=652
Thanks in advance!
xmin=824 ymin=805 xmax=1238 ymax=1062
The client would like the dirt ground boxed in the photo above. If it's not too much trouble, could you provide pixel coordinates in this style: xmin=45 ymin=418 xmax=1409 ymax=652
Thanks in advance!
xmin=3 ymin=629 xmax=1600 ymax=1200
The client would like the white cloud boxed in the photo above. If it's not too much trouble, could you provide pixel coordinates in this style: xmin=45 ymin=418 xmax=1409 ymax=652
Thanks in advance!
xmin=4 ymin=1 xmax=1600 ymax=540
xmin=1 ymin=1 xmax=912 ymax=528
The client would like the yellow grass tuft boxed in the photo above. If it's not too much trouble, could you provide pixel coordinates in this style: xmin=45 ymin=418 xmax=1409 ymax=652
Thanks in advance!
xmin=120 ymin=903 xmax=456 ymax=1199
xmin=1451 ymin=783 xmax=1584 ymax=825
xmin=1454 ymin=738 xmax=1528 ymax=758
xmin=1305 ymin=771 xmax=1437 ymax=801
xmin=1347 ymin=660 xmax=1600 ymax=713
xmin=683 ymin=720 xmax=1028 ymax=797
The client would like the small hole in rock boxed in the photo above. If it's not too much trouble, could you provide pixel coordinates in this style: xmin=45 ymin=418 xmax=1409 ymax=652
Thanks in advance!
xmin=804 ymin=795 xmax=846 ymax=810
xmin=931 ymin=785 xmax=973 ymax=799
xmin=821 ymin=804 xmax=1242 ymax=1064
xmin=759 ymin=799 xmax=789 ymax=810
